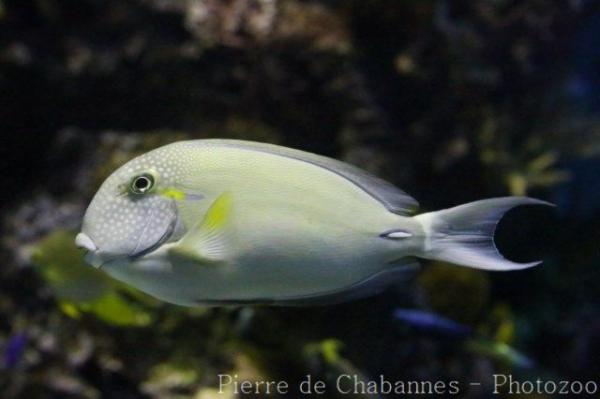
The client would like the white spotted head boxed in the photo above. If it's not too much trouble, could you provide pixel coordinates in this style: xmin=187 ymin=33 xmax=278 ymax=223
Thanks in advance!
xmin=77 ymin=144 xmax=189 ymax=267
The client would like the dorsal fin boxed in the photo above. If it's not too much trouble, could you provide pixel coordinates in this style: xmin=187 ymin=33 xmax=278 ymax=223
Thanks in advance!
xmin=194 ymin=139 xmax=419 ymax=215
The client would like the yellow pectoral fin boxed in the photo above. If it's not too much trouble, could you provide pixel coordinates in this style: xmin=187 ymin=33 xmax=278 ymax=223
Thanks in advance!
xmin=201 ymin=191 xmax=232 ymax=229
xmin=168 ymin=192 xmax=234 ymax=265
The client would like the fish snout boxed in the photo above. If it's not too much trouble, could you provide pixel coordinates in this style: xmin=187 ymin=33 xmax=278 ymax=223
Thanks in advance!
xmin=75 ymin=233 xmax=98 ymax=252
xmin=76 ymin=233 xmax=106 ymax=268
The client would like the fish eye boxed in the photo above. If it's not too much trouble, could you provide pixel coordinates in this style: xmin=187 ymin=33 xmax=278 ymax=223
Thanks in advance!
xmin=130 ymin=174 xmax=155 ymax=195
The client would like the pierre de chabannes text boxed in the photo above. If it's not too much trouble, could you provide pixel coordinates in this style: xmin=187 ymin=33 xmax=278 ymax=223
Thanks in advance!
xmin=217 ymin=374 xmax=600 ymax=396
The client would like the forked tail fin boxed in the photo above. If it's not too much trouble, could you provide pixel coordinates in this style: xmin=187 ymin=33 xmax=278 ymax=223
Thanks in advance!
xmin=414 ymin=197 xmax=554 ymax=271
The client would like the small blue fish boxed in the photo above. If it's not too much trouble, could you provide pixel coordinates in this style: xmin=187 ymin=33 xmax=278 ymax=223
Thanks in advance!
xmin=394 ymin=308 xmax=472 ymax=337
xmin=4 ymin=332 xmax=27 ymax=368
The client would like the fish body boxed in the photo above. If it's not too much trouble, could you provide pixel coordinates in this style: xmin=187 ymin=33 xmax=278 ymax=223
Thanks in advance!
xmin=77 ymin=140 xmax=550 ymax=306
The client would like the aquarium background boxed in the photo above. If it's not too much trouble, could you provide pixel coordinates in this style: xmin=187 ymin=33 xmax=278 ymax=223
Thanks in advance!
xmin=1 ymin=0 xmax=599 ymax=398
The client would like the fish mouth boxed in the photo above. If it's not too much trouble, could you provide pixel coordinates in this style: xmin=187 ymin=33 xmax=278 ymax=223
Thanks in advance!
xmin=76 ymin=233 xmax=106 ymax=268
xmin=75 ymin=233 xmax=97 ymax=252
